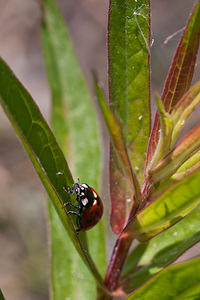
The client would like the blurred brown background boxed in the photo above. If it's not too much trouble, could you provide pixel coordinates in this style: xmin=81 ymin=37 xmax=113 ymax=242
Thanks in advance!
xmin=0 ymin=0 xmax=199 ymax=299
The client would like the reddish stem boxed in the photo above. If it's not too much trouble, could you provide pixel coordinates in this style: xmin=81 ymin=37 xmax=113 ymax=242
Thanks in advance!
xmin=104 ymin=230 xmax=134 ymax=292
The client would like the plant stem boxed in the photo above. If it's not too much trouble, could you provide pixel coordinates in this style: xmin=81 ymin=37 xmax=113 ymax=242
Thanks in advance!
xmin=104 ymin=230 xmax=134 ymax=292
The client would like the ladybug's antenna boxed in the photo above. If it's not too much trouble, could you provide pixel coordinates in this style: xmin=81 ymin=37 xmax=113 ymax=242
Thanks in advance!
xmin=77 ymin=178 xmax=80 ymax=185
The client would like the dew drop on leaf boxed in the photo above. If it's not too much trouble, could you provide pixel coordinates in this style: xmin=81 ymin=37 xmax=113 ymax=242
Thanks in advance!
xmin=56 ymin=171 xmax=63 ymax=175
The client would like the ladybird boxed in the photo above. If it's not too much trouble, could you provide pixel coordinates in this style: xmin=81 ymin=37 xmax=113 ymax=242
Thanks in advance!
xmin=63 ymin=182 xmax=103 ymax=232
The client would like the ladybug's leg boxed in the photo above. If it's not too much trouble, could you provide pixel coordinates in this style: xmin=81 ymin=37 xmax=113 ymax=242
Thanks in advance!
xmin=76 ymin=216 xmax=82 ymax=232
xmin=71 ymin=198 xmax=82 ymax=232
xmin=68 ymin=211 xmax=81 ymax=216
xmin=68 ymin=211 xmax=82 ymax=232
xmin=63 ymin=182 xmax=82 ymax=231
xmin=72 ymin=210 xmax=82 ymax=232
xmin=63 ymin=202 xmax=79 ymax=209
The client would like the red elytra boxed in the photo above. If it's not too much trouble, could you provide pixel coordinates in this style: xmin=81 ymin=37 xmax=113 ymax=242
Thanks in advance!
xmin=63 ymin=183 xmax=103 ymax=232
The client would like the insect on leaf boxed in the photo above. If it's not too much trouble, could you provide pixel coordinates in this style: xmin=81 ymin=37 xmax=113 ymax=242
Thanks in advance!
xmin=41 ymin=0 xmax=106 ymax=298
xmin=0 ymin=57 xmax=104 ymax=294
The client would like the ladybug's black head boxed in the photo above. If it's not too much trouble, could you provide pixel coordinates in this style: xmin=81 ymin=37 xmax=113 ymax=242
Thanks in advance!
xmin=80 ymin=183 xmax=99 ymax=207
xmin=73 ymin=182 xmax=81 ymax=195
xmin=80 ymin=183 xmax=89 ymax=194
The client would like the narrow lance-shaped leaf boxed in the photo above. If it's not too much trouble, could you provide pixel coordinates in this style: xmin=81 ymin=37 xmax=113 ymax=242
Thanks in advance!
xmin=41 ymin=0 xmax=107 ymax=298
xmin=127 ymin=257 xmax=200 ymax=300
xmin=150 ymin=124 xmax=200 ymax=184
xmin=108 ymin=0 xmax=150 ymax=233
xmin=104 ymin=0 xmax=150 ymax=283
xmin=124 ymin=167 xmax=200 ymax=241
xmin=0 ymin=58 xmax=104 ymax=289
xmin=146 ymin=2 xmax=200 ymax=170
xmin=108 ymin=0 xmax=150 ymax=175
xmin=121 ymin=205 xmax=200 ymax=293
xmin=96 ymin=84 xmax=142 ymax=233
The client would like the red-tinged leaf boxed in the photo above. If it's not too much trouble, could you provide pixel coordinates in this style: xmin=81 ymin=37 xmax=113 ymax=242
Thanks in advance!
xmin=171 ymin=81 xmax=200 ymax=144
xmin=146 ymin=2 xmax=200 ymax=171
xmin=124 ymin=168 xmax=200 ymax=242
xmin=108 ymin=0 xmax=150 ymax=234
xmin=109 ymin=146 xmax=133 ymax=234
xmin=150 ymin=125 xmax=200 ymax=185
xmin=95 ymin=84 xmax=141 ymax=234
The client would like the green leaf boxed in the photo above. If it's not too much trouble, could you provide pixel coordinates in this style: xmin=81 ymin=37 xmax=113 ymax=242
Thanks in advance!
xmin=125 ymin=167 xmax=200 ymax=241
xmin=108 ymin=0 xmax=150 ymax=183
xmin=127 ymin=257 xmax=200 ymax=299
xmin=146 ymin=2 xmax=200 ymax=169
xmin=122 ymin=205 xmax=200 ymax=292
xmin=41 ymin=0 xmax=106 ymax=298
xmin=151 ymin=125 xmax=200 ymax=184
xmin=0 ymin=58 xmax=104 ymax=294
